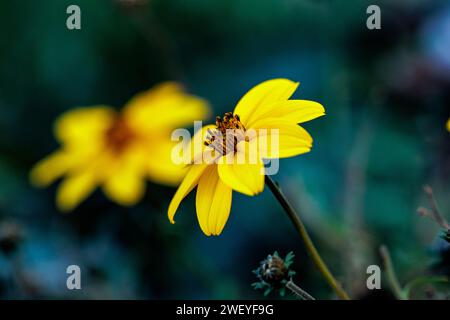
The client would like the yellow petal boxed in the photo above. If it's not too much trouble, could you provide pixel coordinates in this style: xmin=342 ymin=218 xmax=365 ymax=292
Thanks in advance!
xmin=233 ymin=79 xmax=299 ymax=127
xmin=102 ymin=162 xmax=145 ymax=207
xmin=246 ymin=99 xmax=325 ymax=128
xmin=251 ymin=118 xmax=313 ymax=159
xmin=447 ymin=118 xmax=450 ymax=132
xmin=35 ymin=108 xmax=113 ymax=185
xmin=123 ymin=82 xmax=210 ymax=134
xmin=30 ymin=150 xmax=74 ymax=187
xmin=217 ymin=140 xmax=264 ymax=196
xmin=168 ymin=163 xmax=208 ymax=224
xmin=56 ymin=169 xmax=98 ymax=212
xmin=54 ymin=107 xmax=116 ymax=151
xmin=188 ymin=124 xmax=216 ymax=163
xmin=146 ymin=136 xmax=189 ymax=186
xmin=170 ymin=124 xmax=217 ymax=165
xmin=195 ymin=165 xmax=232 ymax=236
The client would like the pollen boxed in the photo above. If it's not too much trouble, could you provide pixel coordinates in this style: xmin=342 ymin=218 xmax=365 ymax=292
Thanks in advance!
xmin=204 ymin=112 xmax=247 ymax=155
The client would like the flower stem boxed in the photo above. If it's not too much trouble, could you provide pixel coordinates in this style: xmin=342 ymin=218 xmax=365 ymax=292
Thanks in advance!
xmin=286 ymin=280 xmax=316 ymax=300
xmin=265 ymin=176 xmax=351 ymax=300
xmin=379 ymin=245 xmax=407 ymax=300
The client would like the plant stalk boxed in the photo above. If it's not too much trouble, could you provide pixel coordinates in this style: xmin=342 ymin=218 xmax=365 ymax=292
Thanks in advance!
xmin=265 ymin=176 xmax=351 ymax=300
xmin=379 ymin=245 xmax=407 ymax=300
xmin=286 ymin=280 xmax=316 ymax=300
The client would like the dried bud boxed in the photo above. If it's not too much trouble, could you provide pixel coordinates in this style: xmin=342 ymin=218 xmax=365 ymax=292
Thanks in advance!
xmin=252 ymin=251 xmax=296 ymax=296
xmin=418 ymin=185 xmax=450 ymax=244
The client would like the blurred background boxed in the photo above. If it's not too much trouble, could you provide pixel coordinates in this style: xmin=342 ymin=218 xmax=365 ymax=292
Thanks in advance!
xmin=0 ymin=0 xmax=449 ymax=299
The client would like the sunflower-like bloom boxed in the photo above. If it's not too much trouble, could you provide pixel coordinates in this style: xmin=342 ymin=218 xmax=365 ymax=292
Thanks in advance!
xmin=168 ymin=78 xmax=325 ymax=236
xmin=31 ymin=82 xmax=209 ymax=212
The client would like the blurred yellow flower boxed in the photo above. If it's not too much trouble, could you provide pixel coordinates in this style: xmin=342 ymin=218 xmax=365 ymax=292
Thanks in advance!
xmin=447 ymin=118 xmax=450 ymax=132
xmin=168 ymin=78 xmax=325 ymax=236
xmin=30 ymin=82 xmax=209 ymax=212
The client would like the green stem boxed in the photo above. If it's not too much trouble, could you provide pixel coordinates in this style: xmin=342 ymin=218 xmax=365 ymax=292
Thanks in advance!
xmin=379 ymin=245 xmax=407 ymax=300
xmin=286 ymin=280 xmax=316 ymax=300
xmin=265 ymin=176 xmax=351 ymax=300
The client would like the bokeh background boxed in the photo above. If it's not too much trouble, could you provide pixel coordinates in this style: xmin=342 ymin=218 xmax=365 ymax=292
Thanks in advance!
xmin=0 ymin=0 xmax=449 ymax=299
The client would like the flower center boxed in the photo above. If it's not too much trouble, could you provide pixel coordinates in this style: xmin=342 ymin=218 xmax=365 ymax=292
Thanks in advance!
xmin=105 ymin=116 xmax=136 ymax=153
xmin=204 ymin=112 xmax=247 ymax=155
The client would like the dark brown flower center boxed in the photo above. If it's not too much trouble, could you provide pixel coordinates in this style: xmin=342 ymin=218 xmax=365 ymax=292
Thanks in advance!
xmin=105 ymin=116 xmax=135 ymax=153
xmin=204 ymin=112 xmax=247 ymax=155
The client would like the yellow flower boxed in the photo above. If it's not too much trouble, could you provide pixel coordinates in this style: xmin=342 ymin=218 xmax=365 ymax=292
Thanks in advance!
xmin=30 ymin=82 xmax=209 ymax=212
xmin=168 ymin=78 xmax=325 ymax=236
xmin=447 ymin=118 xmax=450 ymax=132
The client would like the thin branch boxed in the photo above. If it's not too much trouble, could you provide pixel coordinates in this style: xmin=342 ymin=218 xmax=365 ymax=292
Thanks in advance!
xmin=379 ymin=245 xmax=407 ymax=300
xmin=418 ymin=185 xmax=449 ymax=230
xmin=286 ymin=280 xmax=316 ymax=300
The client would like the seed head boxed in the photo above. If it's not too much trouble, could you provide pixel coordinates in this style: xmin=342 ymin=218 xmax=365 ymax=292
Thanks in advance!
xmin=252 ymin=251 xmax=296 ymax=296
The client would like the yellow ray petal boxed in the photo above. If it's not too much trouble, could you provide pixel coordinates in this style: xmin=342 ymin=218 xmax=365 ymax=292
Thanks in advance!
xmin=54 ymin=107 xmax=116 ymax=151
xmin=251 ymin=118 xmax=313 ymax=159
xmin=246 ymin=99 xmax=325 ymax=128
xmin=146 ymin=137 xmax=189 ymax=186
xmin=35 ymin=108 xmax=111 ymax=185
xmin=170 ymin=124 xmax=217 ymax=165
xmin=233 ymin=79 xmax=299 ymax=127
xmin=188 ymin=124 xmax=217 ymax=164
xmin=30 ymin=145 xmax=104 ymax=187
xmin=123 ymin=82 xmax=210 ymax=134
xmin=30 ymin=151 xmax=74 ymax=187
xmin=102 ymin=162 xmax=146 ymax=207
xmin=56 ymin=169 xmax=99 ymax=212
xmin=196 ymin=165 xmax=232 ymax=236
xmin=168 ymin=163 xmax=208 ymax=224
xmin=217 ymin=140 xmax=264 ymax=196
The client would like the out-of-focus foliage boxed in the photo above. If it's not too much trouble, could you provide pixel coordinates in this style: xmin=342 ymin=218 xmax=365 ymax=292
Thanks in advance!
xmin=0 ymin=0 xmax=449 ymax=299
